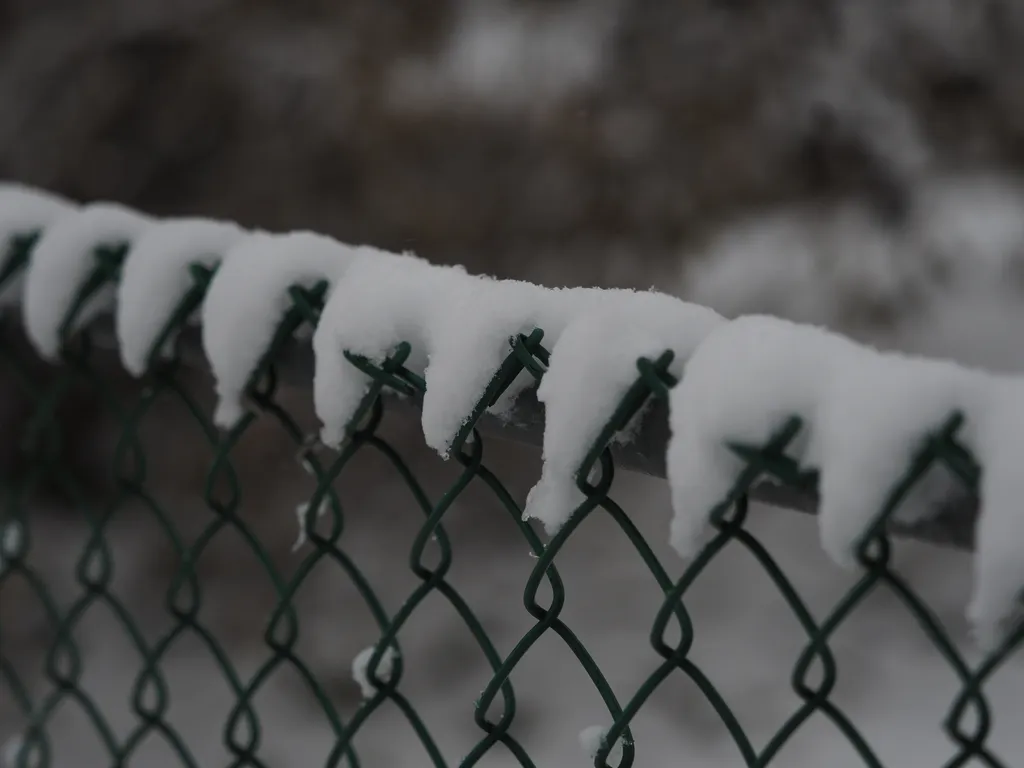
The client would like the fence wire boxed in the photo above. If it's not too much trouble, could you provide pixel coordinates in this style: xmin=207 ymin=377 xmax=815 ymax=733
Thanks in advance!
xmin=0 ymin=234 xmax=1020 ymax=768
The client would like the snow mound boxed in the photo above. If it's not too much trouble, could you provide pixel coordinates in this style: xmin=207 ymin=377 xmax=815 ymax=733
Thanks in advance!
xmin=0 ymin=183 xmax=77 ymax=307
xmin=116 ymin=218 xmax=248 ymax=376
xmin=665 ymin=315 xmax=1024 ymax=647
xmin=312 ymin=250 xmax=469 ymax=448
xmin=524 ymin=292 xmax=723 ymax=533
xmin=420 ymin=281 xmax=617 ymax=457
xmin=201 ymin=231 xmax=354 ymax=428
xmin=579 ymin=725 xmax=624 ymax=766
xmin=351 ymin=645 xmax=398 ymax=699
xmin=22 ymin=202 xmax=151 ymax=359
xmin=666 ymin=316 xmax=972 ymax=562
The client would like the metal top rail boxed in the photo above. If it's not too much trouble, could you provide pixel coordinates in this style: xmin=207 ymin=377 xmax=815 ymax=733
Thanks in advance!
xmin=85 ymin=316 xmax=980 ymax=551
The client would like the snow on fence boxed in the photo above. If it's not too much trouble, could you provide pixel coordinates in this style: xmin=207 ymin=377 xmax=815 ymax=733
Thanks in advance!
xmin=0 ymin=181 xmax=1018 ymax=766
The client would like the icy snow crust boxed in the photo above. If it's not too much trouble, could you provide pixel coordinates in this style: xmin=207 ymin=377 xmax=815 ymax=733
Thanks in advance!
xmin=3 ymin=184 xmax=1024 ymax=648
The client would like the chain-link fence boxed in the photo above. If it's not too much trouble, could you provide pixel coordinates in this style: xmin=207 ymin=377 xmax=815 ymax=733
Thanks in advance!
xmin=0 ymin=201 xmax=1020 ymax=767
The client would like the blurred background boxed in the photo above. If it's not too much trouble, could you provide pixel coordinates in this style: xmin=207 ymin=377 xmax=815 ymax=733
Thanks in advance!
xmin=4 ymin=1 xmax=1024 ymax=765
xmin=4 ymin=1 xmax=1024 ymax=311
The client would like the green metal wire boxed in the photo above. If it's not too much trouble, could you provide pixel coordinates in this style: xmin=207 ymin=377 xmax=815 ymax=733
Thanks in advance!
xmin=0 ymin=229 xmax=1019 ymax=768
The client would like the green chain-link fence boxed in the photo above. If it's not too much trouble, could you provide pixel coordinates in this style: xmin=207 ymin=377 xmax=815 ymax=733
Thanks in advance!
xmin=0 ymin=229 xmax=1019 ymax=767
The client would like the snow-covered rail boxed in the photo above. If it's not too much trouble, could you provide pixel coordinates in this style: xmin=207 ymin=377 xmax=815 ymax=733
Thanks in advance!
xmin=0 ymin=182 xmax=1017 ymax=652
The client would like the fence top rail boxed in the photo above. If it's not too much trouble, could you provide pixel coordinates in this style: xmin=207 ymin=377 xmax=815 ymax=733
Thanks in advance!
xmin=0 ymin=180 xmax=1017 ymax=648
xmin=82 ymin=316 xmax=981 ymax=552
